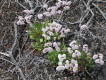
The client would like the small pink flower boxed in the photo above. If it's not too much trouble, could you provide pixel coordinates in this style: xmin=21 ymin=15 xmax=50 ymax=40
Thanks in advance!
xmin=64 ymin=6 xmax=70 ymax=10
xmin=66 ymin=1 xmax=71 ymax=5
xmin=72 ymin=45 xmax=79 ymax=50
xmin=55 ymin=2 xmax=61 ymax=8
xmin=48 ymin=47 xmax=53 ymax=52
xmin=41 ymin=28 xmax=47 ymax=33
xmin=56 ymin=66 xmax=65 ymax=71
xmin=44 ymin=43 xmax=52 ymax=46
xmin=65 ymin=60 xmax=69 ymax=64
xmin=73 ymin=66 xmax=78 ymax=72
xmin=29 ymin=10 xmax=34 ymax=14
xmin=95 ymin=59 xmax=104 ymax=65
xmin=42 ymin=34 xmax=47 ymax=38
xmin=62 ymin=1 xmax=67 ymax=5
xmin=98 ymin=53 xmax=103 ymax=59
xmin=60 ymin=33 xmax=65 ymax=37
xmin=43 ymin=12 xmax=51 ymax=16
xmin=93 ymin=54 xmax=98 ymax=59
xmin=47 ymin=31 xmax=54 ymax=36
xmin=23 ymin=9 xmax=34 ymax=14
xmin=53 ymin=42 xmax=58 ymax=47
xmin=65 ymin=63 xmax=70 ymax=69
xmin=25 ymin=15 xmax=32 ymax=21
xmin=50 ymin=10 xmax=56 ymax=16
xmin=56 ymin=10 xmax=62 ymax=14
xmin=42 ymin=4 xmax=48 ymax=8
xmin=83 ymin=44 xmax=88 ymax=52
xmin=75 ymin=50 xmax=81 ymax=57
xmin=74 ymin=63 xmax=78 ymax=67
xmin=18 ymin=16 xmax=23 ymax=20
xmin=37 ymin=14 xmax=43 ymax=19
xmin=72 ymin=53 xmax=76 ymax=58
xmin=70 ymin=63 xmax=73 ymax=67
xmin=80 ymin=25 xmax=87 ymax=30
xmin=69 ymin=40 xmax=77 ymax=47
xmin=58 ymin=54 xmax=64 ymax=62
xmin=67 ymin=47 xmax=73 ymax=53
xmin=57 ymin=42 xmax=60 ymax=46
xmin=62 ymin=54 xmax=66 ymax=59
xmin=17 ymin=21 xmax=25 ymax=25
xmin=55 ymin=46 xmax=60 ymax=52
xmin=43 ymin=48 xmax=49 ymax=53
xmin=58 ymin=62 xmax=63 ymax=66
xmin=87 ymin=53 xmax=91 ymax=56
xmin=71 ymin=59 xmax=78 ymax=64
xmin=46 ymin=36 xmax=51 ymax=40
xmin=64 ymin=29 xmax=70 ymax=33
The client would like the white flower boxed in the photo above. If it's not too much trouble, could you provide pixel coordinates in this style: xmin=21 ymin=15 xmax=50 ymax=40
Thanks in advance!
xmin=73 ymin=66 xmax=78 ymax=72
xmin=92 ymin=54 xmax=98 ymax=59
xmin=37 ymin=14 xmax=43 ymax=19
xmin=67 ymin=47 xmax=73 ymax=53
xmin=56 ymin=66 xmax=65 ymax=71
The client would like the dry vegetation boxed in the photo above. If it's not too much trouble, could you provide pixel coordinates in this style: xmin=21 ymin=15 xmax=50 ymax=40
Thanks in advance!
xmin=0 ymin=0 xmax=106 ymax=80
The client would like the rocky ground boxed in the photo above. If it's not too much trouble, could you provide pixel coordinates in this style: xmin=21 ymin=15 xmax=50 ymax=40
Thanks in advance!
xmin=0 ymin=0 xmax=106 ymax=80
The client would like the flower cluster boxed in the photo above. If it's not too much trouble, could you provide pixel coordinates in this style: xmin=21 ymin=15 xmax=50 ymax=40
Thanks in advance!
xmin=16 ymin=9 xmax=34 ymax=25
xmin=41 ymin=21 xmax=70 ymax=53
xmin=37 ymin=0 xmax=71 ymax=19
xmin=93 ymin=53 xmax=104 ymax=65
xmin=55 ymin=40 xmax=104 ymax=73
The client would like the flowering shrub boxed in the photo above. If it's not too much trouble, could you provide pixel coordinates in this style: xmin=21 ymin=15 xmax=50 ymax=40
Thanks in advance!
xmin=16 ymin=0 xmax=104 ymax=77
xmin=28 ymin=21 xmax=104 ymax=74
